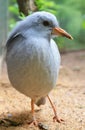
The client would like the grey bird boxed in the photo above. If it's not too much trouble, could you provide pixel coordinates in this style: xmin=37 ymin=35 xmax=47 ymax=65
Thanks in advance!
xmin=5 ymin=11 xmax=73 ymax=125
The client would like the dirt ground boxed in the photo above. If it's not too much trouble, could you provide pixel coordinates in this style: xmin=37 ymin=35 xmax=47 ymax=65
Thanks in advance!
xmin=0 ymin=51 xmax=85 ymax=130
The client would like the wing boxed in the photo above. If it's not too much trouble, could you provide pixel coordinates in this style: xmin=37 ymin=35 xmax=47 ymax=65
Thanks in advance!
xmin=6 ymin=33 xmax=25 ymax=52
xmin=6 ymin=21 xmax=27 ymax=53
xmin=6 ymin=22 xmax=22 ymax=49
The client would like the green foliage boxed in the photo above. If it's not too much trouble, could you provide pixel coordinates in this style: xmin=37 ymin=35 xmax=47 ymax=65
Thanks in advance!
xmin=35 ymin=0 xmax=58 ymax=14
xmin=8 ymin=0 xmax=19 ymax=30
xmin=56 ymin=0 xmax=85 ymax=50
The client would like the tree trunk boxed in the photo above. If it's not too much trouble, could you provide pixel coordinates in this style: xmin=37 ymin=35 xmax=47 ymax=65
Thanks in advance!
xmin=17 ymin=0 xmax=37 ymax=16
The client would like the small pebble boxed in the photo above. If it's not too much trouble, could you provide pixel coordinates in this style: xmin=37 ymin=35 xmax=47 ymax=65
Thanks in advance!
xmin=38 ymin=123 xmax=49 ymax=130
xmin=7 ymin=113 xmax=12 ymax=118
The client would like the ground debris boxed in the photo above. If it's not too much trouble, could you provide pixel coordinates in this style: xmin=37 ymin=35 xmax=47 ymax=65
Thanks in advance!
xmin=0 ymin=118 xmax=22 ymax=127
xmin=0 ymin=51 xmax=85 ymax=130
xmin=38 ymin=123 xmax=49 ymax=130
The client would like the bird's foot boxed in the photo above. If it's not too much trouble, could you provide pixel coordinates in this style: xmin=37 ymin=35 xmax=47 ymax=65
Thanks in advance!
xmin=47 ymin=95 xmax=64 ymax=124
xmin=30 ymin=120 xmax=38 ymax=126
xmin=53 ymin=115 xmax=64 ymax=123
xmin=28 ymin=118 xmax=38 ymax=127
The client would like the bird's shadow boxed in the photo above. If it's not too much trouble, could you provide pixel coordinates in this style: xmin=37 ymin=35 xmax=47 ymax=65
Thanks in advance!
xmin=0 ymin=109 xmax=40 ymax=127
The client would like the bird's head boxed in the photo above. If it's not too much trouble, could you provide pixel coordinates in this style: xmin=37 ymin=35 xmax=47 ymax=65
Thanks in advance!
xmin=24 ymin=11 xmax=73 ymax=40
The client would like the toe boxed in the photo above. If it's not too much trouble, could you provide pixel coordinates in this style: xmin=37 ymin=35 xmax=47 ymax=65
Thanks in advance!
xmin=53 ymin=116 xmax=64 ymax=123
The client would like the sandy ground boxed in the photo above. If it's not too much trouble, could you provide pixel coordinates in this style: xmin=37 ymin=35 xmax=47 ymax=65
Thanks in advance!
xmin=0 ymin=51 xmax=85 ymax=130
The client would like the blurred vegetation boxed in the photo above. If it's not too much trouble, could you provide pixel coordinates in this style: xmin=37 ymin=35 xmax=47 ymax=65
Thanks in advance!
xmin=9 ymin=0 xmax=85 ymax=51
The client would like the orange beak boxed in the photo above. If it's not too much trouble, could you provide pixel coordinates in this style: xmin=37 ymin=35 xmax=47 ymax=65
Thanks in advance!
xmin=52 ymin=27 xmax=73 ymax=40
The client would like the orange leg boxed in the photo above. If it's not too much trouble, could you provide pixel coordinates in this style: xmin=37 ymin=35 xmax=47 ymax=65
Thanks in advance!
xmin=29 ymin=99 xmax=38 ymax=126
xmin=47 ymin=95 xmax=64 ymax=123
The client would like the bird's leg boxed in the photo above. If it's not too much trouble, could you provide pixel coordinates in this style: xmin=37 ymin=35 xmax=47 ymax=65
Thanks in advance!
xmin=47 ymin=95 xmax=64 ymax=123
xmin=30 ymin=99 xmax=38 ymax=126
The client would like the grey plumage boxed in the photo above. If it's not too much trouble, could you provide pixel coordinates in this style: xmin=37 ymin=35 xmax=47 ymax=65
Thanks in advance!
xmin=6 ymin=12 xmax=60 ymax=104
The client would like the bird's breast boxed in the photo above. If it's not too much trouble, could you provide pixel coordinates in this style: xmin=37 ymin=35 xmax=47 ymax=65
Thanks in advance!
xmin=6 ymin=38 xmax=60 ymax=99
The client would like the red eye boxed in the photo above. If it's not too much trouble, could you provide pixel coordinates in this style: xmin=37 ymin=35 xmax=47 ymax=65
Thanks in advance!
xmin=43 ymin=21 xmax=50 ymax=26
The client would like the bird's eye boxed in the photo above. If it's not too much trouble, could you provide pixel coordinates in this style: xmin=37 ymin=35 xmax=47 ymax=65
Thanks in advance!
xmin=43 ymin=21 xmax=50 ymax=26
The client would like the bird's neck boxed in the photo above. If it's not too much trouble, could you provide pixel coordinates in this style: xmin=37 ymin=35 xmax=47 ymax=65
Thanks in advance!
xmin=23 ymin=28 xmax=51 ymax=42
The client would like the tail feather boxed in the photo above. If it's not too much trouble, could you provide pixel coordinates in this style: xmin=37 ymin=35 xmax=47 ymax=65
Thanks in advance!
xmin=36 ymin=97 xmax=46 ymax=106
